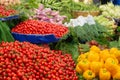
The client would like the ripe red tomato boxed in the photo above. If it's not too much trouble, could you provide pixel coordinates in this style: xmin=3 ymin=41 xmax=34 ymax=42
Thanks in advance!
xmin=0 ymin=41 xmax=78 ymax=79
xmin=12 ymin=20 xmax=68 ymax=38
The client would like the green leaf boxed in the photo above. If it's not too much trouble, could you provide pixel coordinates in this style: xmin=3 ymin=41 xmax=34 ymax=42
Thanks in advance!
xmin=109 ymin=41 xmax=118 ymax=48
xmin=74 ymin=23 xmax=110 ymax=43
xmin=79 ymin=43 xmax=90 ymax=52
xmin=0 ymin=21 xmax=14 ymax=42
xmin=78 ymin=74 xmax=84 ymax=80
xmin=54 ymin=41 xmax=79 ymax=61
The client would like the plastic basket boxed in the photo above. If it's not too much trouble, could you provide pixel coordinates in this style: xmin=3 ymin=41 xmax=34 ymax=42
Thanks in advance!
xmin=0 ymin=15 xmax=19 ymax=21
xmin=12 ymin=32 xmax=60 ymax=44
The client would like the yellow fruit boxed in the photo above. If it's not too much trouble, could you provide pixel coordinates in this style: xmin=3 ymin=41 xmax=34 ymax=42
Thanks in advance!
xmin=90 ymin=61 xmax=103 ymax=75
xmin=75 ymin=64 xmax=82 ymax=74
xmin=90 ymin=46 xmax=100 ymax=53
xmin=83 ymin=70 xmax=95 ymax=80
xmin=78 ymin=59 xmax=90 ymax=72
xmin=99 ymin=68 xmax=111 ymax=80
xmin=88 ymin=51 xmax=99 ymax=62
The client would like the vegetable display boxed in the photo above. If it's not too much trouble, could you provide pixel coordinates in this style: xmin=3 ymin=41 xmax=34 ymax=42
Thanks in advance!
xmin=0 ymin=5 xmax=17 ymax=17
xmin=1 ymin=0 xmax=120 ymax=80
xmin=94 ymin=15 xmax=117 ymax=36
xmin=32 ymin=4 xmax=66 ymax=25
xmin=74 ymin=23 xmax=110 ymax=42
xmin=76 ymin=46 xmax=120 ymax=80
xmin=0 ymin=41 xmax=78 ymax=80
xmin=99 ymin=3 xmax=120 ymax=18
xmin=12 ymin=20 xmax=68 ymax=38
xmin=94 ymin=15 xmax=116 ymax=29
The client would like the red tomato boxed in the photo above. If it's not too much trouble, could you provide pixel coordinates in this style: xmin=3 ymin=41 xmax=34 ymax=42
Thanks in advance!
xmin=12 ymin=20 xmax=68 ymax=38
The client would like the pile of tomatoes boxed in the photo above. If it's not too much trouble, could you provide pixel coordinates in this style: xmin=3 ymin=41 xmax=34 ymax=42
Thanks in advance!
xmin=12 ymin=20 xmax=68 ymax=38
xmin=0 ymin=5 xmax=17 ymax=17
xmin=0 ymin=41 xmax=78 ymax=80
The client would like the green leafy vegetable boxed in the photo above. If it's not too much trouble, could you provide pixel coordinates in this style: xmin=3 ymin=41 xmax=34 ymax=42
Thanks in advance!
xmin=75 ymin=23 xmax=110 ymax=43
xmin=50 ymin=27 xmax=79 ymax=61
xmin=0 ymin=21 xmax=14 ymax=42
xmin=12 ymin=0 xmax=40 ymax=20
xmin=79 ymin=43 xmax=90 ymax=53
xmin=109 ymin=37 xmax=120 ymax=49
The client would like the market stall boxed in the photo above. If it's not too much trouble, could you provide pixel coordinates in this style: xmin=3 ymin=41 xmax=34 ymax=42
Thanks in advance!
xmin=0 ymin=0 xmax=120 ymax=80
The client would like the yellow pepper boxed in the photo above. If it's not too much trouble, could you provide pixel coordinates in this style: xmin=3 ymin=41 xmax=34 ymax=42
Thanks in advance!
xmin=111 ymin=65 xmax=120 ymax=77
xmin=77 ymin=54 xmax=84 ymax=62
xmin=75 ymin=64 xmax=82 ymax=74
xmin=90 ymin=46 xmax=100 ymax=53
xmin=113 ymin=50 xmax=120 ymax=63
xmin=88 ymin=51 xmax=99 ymax=62
xmin=113 ymin=71 xmax=120 ymax=80
xmin=109 ymin=54 xmax=119 ymax=64
xmin=110 ymin=48 xmax=120 ymax=57
xmin=105 ymin=58 xmax=118 ymax=66
xmin=78 ymin=59 xmax=90 ymax=72
xmin=116 ymin=56 xmax=120 ymax=63
xmin=83 ymin=70 xmax=95 ymax=80
xmin=99 ymin=68 xmax=111 ymax=80
xmin=104 ymin=58 xmax=119 ymax=75
xmin=90 ymin=61 xmax=103 ymax=75
xmin=100 ymin=49 xmax=110 ymax=61
xmin=77 ymin=53 xmax=88 ymax=62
